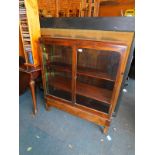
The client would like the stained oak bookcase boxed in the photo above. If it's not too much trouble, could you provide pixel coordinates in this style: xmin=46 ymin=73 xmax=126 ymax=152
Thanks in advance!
xmin=19 ymin=0 xmax=40 ymax=67
xmin=39 ymin=35 xmax=133 ymax=134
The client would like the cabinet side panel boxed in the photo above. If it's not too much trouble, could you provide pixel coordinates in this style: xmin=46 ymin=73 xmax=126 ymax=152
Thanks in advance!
xmin=109 ymin=36 xmax=134 ymax=116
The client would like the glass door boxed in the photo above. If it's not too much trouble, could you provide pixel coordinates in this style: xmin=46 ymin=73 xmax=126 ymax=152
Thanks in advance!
xmin=42 ymin=44 xmax=72 ymax=102
xmin=75 ymin=47 xmax=121 ymax=113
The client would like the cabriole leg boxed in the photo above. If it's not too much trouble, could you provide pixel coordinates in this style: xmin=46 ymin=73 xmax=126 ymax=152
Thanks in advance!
xmin=29 ymin=80 xmax=37 ymax=115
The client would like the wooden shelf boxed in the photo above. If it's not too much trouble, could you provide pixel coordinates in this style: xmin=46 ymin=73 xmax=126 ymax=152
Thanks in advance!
xmin=77 ymin=80 xmax=112 ymax=104
xmin=48 ymin=63 xmax=71 ymax=73
xmin=77 ymin=66 xmax=115 ymax=82
xmin=47 ymin=62 xmax=115 ymax=82
xmin=50 ymin=76 xmax=112 ymax=104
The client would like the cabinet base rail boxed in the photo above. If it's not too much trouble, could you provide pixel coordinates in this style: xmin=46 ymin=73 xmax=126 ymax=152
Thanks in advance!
xmin=46 ymin=97 xmax=111 ymax=134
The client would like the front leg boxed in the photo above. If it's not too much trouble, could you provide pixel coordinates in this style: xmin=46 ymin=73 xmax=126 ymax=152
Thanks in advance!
xmin=103 ymin=126 xmax=109 ymax=135
xmin=45 ymin=102 xmax=51 ymax=111
xmin=29 ymin=80 xmax=37 ymax=115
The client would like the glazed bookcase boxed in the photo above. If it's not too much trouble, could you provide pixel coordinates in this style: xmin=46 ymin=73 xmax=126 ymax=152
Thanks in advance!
xmin=39 ymin=36 xmax=130 ymax=134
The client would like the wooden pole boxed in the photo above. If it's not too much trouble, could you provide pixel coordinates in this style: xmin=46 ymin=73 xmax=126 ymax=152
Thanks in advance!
xmin=96 ymin=0 xmax=100 ymax=17
xmin=93 ymin=0 xmax=96 ymax=17
xmin=88 ymin=0 xmax=92 ymax=17
xmin=55 ymin=0 xmax=59 ymax=17
xmin=67 ymin=0 xmax=70 ymax=17
xmin=81 ymin=0 xmax=86 ymax=17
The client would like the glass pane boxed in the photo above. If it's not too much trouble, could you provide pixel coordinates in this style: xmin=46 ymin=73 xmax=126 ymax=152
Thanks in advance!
xmin=76 ymin=48 xmax=120 ymax=113
xmin=42 ymin=44 xmax=72 ymax=102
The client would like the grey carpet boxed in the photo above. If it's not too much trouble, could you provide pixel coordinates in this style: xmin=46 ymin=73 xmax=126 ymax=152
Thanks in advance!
xmin=19 ymin=79 xmax=135 ymax=155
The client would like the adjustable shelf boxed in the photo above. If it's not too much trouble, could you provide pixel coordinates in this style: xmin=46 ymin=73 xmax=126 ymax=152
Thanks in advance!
xmin=77 ymin=66 xmax=115 ymax=82
xmin=49 ymin=76 xmax=112 ymax=104
xmin=46 ymin=62 xmax=115 ymax=82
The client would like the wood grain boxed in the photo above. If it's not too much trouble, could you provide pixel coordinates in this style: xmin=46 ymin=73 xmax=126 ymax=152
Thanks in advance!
xmin=46 ymin=98 xmax=110 ymax=127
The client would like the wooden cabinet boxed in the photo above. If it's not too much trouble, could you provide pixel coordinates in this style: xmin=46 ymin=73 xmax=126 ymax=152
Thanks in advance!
xmin=39 ymin=37 xmax=130 ymax=134
xmin=19 ymin=0 xmax=41 ymax=67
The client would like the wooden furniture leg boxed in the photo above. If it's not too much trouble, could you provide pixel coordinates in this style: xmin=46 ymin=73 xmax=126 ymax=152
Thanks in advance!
xmin=29 ymin=80 xmax=37 ymax=114
xmin=103 ymin=126 xmax=109 ymax=135
xmin=45 ymin=103 xmax=50 ymax=111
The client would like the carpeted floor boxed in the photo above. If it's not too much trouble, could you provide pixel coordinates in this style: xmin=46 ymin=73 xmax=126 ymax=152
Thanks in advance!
xmin=19 ymin=79 xmax=135 ymax=155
